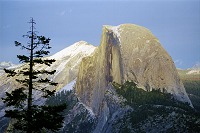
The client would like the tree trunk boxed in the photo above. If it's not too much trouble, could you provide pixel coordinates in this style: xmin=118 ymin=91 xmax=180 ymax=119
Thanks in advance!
xmin=27 ymin=18 xmax=34 ymax=133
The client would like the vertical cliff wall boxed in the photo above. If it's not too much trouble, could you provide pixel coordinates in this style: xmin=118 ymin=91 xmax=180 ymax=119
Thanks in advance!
xmin=0 ymin=41 xmax=96 ymax=121
xmin=75 ymin=24 xmax=192 ymax=116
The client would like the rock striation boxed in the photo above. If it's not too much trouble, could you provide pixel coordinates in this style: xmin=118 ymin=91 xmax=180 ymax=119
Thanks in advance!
xmin=0 ymin=41 xmax=96 ymax=100
xmin=75 ymin=24 xmax=192 ymax=117
xmin=0 ymin=41 xmax=96 ymax=132
xmin=0 ymin=24 xmax=194 ymax=133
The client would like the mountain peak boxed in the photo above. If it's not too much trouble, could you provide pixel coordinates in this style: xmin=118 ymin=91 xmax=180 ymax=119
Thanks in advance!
xmin=186 ymin=62 xmax=200 ymax=75
xmin=73 ymin=40 xmax=91 ymax=46
xmin=76 ymin=23 xmax=193 ymax=115
xmin=50 ymin=41 xmax=96 ymax=60
xmin=192 ymin=62 xmax=200 ymax=70
xmin=0 ymin=61 xmax=15 ymax=68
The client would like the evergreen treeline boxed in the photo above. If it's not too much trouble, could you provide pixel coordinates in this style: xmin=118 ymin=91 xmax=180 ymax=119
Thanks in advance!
xmin=112 ymin=81 xmax=200 ymax=132
xmin=183 ymin=80 xmax=200 ymax=111
xmin=2 ymin=18 xmax=66 ymax=133
xmin=112 ymin=81 xmax=191 ymax=109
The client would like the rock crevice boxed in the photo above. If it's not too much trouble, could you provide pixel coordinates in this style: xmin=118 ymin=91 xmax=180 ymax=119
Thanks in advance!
xmin=75 ymin=24 xmax=193 ymax=117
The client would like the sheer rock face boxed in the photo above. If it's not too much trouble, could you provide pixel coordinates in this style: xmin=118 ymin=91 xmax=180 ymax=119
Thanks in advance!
xmin=75 ymin=24 xmax=192 ymax=115
xmin=0 ymin=41 xmax=96 ymax=117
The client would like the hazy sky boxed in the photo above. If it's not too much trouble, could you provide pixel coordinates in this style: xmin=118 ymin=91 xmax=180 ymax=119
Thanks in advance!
xmin=0 ymin=0 xmax=200 ymax=69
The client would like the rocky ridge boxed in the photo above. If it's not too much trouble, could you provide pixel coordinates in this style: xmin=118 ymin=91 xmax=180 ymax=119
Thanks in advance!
xmin=0 ymin=62 xmax=16 ymax=76
xmin=0 ymin=24 xmax=196 ymax=132
xmin=187 ymin=63 xmax=200 ymax=75
xmin=75 ymin=24 xmax=193 ymax=132
xmin=0 ymin=41 xmax=96 ymax=132
xmin=76 ymin=24 xmax=192 ymax=114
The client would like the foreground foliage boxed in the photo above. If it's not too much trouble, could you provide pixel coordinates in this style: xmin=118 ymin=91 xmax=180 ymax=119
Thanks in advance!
xmin=183 ymin=80 xmax=200 ymax=111
xmin=112 ymin=81 xmax=191 ymax=109
xmin=177 ymin=69 xmax=200 ymax=111
xmin=112 ymin=81 xmax=200 ymax=133
xmin=2 ymin=18 xmax=66 ymax=133
xmin=46 ymin=90 xmax=96 ymax=133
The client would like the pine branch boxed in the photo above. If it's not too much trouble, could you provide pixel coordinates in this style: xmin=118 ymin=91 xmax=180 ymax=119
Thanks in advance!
xmin=33 ymin=58 xmax=56 ymax=66
xmin=33 ymin=58 xmax=44 ymax=64
xmin=2 ymin=88 xmax=27 ymax=107
xmin=38 ymin=78 xmax=50 ymax=83
xmin=37 ymin=78 xmax=57 ymax=85
xmin=43 ymin=59 xmax=56 ymax=66
xmin=5 ymin=109 xmax=22 ymax=118
xmin=16 ymin=78 xmax=29 ymax=84
xmin=17 ymin=55 xmax=30 ymax=63
xmin=50 ymin=82 xmax=58 ymax=86
xmin=33 ymin=70 xmax=56 ymax=75
xmin=4 ymin=68 xmax=17 ymax=77
xmin=15 ymin=41 xmax=21 ymax=46
xmin=15 ymin=41 xmax=31 ymax=50
xmin=20 ymin=70 xmax=30 ymax=76
xmin=33 ymin=50 xmax=50 ymax=57
xmin=37 ymin=36 xmax=51 ymax=44
xmin=42 ymin=89 xmax=56 ymax=98
xmin=33 ymin=86 xmax=47 ymax=92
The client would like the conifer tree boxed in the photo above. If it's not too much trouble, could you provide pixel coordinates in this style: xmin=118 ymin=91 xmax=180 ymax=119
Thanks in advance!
xmin=2 ymin=18 xmax=66 ymax=133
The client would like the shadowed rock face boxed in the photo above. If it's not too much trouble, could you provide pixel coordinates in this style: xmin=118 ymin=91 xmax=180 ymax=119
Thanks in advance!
xmin=118 ymin=24 xmax=191 ymax=104
xmin=0 ymin=24 xmax=195 ymax=132
xmin=0 ymin=41 xmax=96 ymax=123
xmin=75 ymin=24 xmax=192 ymax=116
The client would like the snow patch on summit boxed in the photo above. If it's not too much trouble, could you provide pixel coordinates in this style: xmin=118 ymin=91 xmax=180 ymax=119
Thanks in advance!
xmin=46 ymin=41 xmax=96 ymax=79
xmin=186 ymin=62 xmax=200 ymax=75
xmin=104 ymin=25 xmax=121 ymax=43
xmin=187 ymin=70 xmax=200 ymax=75
xmin=0 ymin=62 xmax=22 ymax=76
xmin=50 ymin=41 xmax=96 ymax=60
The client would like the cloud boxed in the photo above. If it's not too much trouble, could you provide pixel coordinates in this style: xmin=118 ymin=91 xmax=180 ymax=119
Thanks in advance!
xmin=174 ymin=59 xmax=183 ymax=66
xmin=2 ymin=25 xmax=11 ymax=29
xmin=59 ymin=9 xmax=72 ymax=16
xmin=69 ymin=9 xmax=72 ymax=13
xmin=60 ymin=10 xmax=66 ymax=16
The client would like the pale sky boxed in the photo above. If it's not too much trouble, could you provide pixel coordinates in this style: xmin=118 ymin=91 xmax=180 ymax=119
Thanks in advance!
xmin=0 ymin=0 xmax=200 ymax=69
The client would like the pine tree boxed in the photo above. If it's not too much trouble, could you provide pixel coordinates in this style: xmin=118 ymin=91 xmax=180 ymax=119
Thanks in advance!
xmin=2 ymin=18 xmax=66 ymax=133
